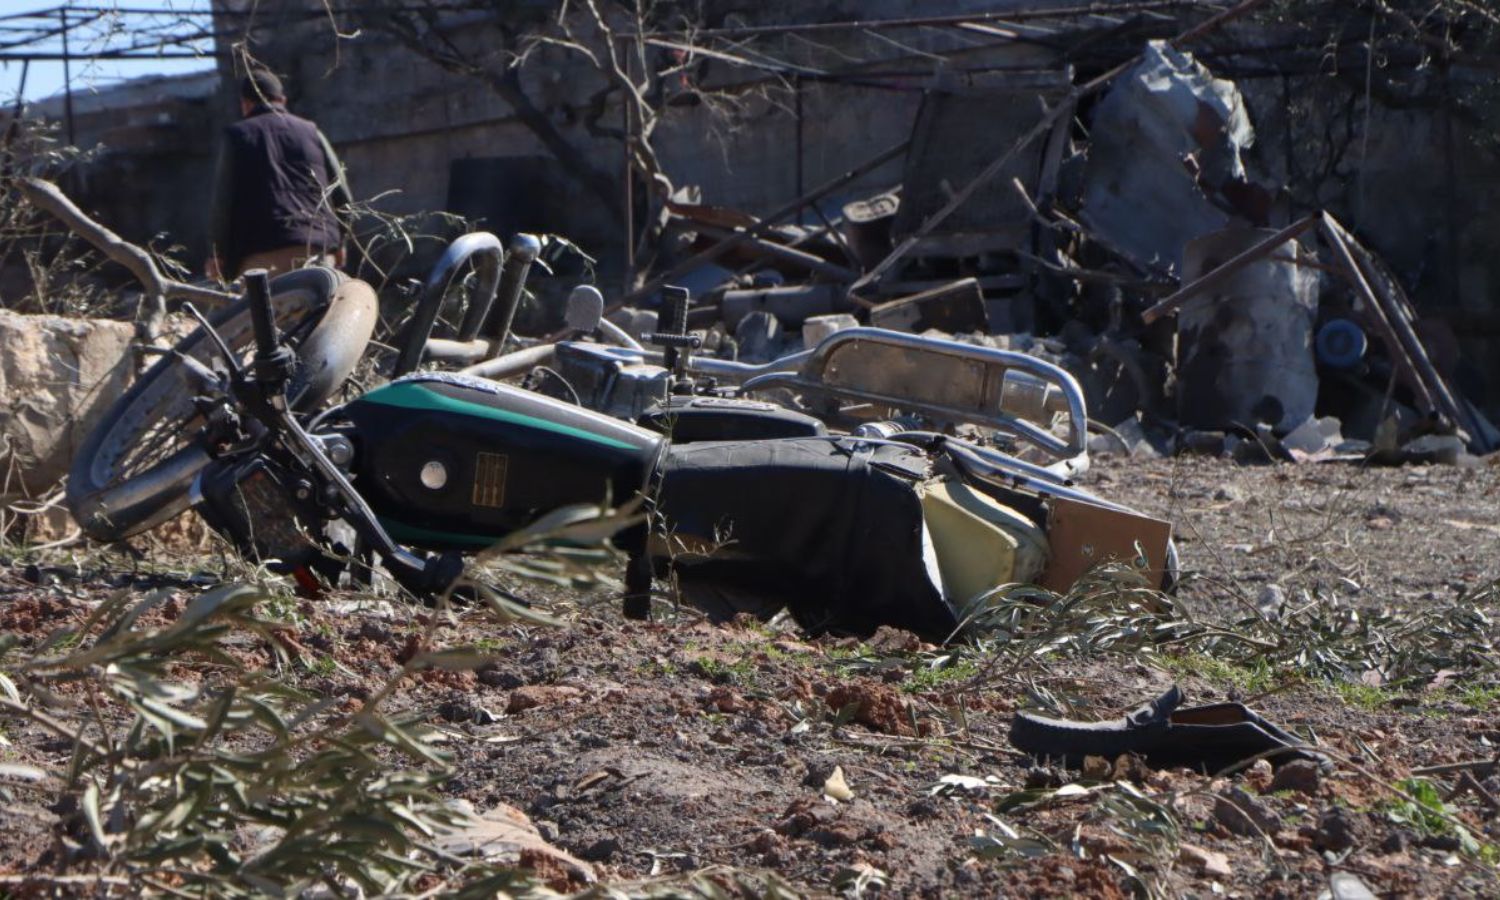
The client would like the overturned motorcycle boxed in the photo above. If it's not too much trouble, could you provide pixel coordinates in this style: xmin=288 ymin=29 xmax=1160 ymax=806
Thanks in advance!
xmin=67 ymin=238 xmax=1173 ymax=640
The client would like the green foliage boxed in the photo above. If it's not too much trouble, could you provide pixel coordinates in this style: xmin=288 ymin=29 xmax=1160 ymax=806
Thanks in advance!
xmin=0 ymin=583 xmax=549 ymax=896
xmin=1385 ymin=777 xmax=1499 ymax=864
xmin=961 ymin=567 xmax=1499 ymax=695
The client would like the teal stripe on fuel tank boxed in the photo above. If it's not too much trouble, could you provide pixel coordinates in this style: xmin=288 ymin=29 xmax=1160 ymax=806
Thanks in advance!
xmin=379 ymin=517 xmax=498 ymax=548
xmin=360 ymin=381 xmax=637 ymax=451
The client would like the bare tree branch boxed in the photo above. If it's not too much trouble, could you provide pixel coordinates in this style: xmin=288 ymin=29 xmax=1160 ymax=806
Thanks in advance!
xmin=16 ymin=178 xmax=236 ymax=333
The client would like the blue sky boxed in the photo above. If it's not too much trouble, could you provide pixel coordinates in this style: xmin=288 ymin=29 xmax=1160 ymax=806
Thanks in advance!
xmin=0 ymin=1 xmax=216 ymax=104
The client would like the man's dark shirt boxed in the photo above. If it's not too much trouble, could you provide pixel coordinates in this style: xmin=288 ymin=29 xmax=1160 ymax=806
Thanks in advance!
xmin=209 ymin=103 xmax=350 ymax=275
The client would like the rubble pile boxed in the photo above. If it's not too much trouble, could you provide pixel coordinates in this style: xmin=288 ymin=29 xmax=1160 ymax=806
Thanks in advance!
xmin=603 ymin=40 xmax=1496 ymax=467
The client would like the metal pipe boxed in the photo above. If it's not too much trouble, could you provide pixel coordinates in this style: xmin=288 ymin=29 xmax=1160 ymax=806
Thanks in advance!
xmin=393 ymin=232 xmax=503 ymax=377
xmin=459 ymin=342 xmax=557 ymax=380
xmin=485 ymin=233 xmax=542 ymax=348
xmin=597 ymin=317 xmax=643 ymax=350
xmin=422 ymin=337 xmax=494 ymax=364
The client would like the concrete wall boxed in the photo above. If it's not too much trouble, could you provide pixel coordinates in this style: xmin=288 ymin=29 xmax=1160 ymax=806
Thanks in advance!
xmin=21 ymin=72 xmax=221 ymax=265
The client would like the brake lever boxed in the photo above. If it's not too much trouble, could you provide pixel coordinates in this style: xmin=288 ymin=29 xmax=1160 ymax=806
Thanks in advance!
xmin=181 ymin=301 xmax=245 ymax=380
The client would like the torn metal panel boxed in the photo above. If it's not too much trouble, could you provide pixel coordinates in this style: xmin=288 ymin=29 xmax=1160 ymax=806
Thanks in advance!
xmin=1080 ymin=41 xmax=1267 ymax=276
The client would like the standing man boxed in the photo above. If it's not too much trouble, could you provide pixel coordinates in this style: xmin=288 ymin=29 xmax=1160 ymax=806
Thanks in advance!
xmin=206 ymin=67 xmax=352 ymax=280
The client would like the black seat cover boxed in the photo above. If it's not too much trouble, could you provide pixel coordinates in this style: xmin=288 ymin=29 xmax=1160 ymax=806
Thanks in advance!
xmin=656 ymin=437 xmax=958 ymax=639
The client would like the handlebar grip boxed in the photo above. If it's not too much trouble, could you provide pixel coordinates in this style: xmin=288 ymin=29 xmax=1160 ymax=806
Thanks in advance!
xmin=243 ymin=268 xmax=278 ymax=360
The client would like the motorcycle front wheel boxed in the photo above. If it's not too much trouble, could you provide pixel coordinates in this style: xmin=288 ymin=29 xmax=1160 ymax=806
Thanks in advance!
xmin=68 ymin=268 xmax=378 ymax=542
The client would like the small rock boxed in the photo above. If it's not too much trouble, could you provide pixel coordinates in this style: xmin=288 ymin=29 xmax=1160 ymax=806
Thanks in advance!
xmin=1268 ymin=759 xmax=1320 ymax=796
xmin=1112 ymin=417 xmax=1161 ymax=460
xmin=1088 ymin=431 xmax=1130 ymax=458
xmin=608 ymin=307 xmax=658 ymax=341
xmin=523 ymin=647 xmax=562 ymax=682
xmin=356 ymin=620 xmax=393 ymax=643
xmin=1308 ymin=806 xmax=1362 ymax=852
xmin=580 ymin=837 xmax=621 ymax=862
xmin=1328 ymin=871 xmax=1378 ymax=900
xmin=478 ymin=666 xmax=525 ymax=689
xmin=802 ymin=313 xmax=858 ymax=348
xmin=1111 ymin=753 xmax=1151 ymax=784
xmin=1214 ymin=788 xmax=1281 ymax=837
xmin=1378 ymin=829 xmax=1409 ymax=854
xmin=1282 ymin=415 xmax=1343 ymax=459
xmin=1244 ymin=759 xmax=1274 ymax=792
xmin=1178 ymin=842 xmax=1232 ymax=877
xmin=1212 ymin=484 xmax=1243 ymax=503
xmin=1081 ymin=755 xmax=1112 ymax=781
xmin=1256 ymin=584 xmax=1286 ymax=621
xmin=437 ymin=700 xmax=474 ymax=723
xmin=822 ymin=766 xmax=854 ymax=801
xmin=1025 ymin=765 xmax=1065 ymax=789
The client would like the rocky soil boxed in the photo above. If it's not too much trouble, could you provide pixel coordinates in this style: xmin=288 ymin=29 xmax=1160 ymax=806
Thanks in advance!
xmin=1 ymin=455 xmax=1498 ymax=896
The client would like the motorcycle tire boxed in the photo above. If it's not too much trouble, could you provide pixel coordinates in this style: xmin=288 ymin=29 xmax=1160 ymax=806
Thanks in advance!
xmin=68 ymin=268 xmax=379 ymax=542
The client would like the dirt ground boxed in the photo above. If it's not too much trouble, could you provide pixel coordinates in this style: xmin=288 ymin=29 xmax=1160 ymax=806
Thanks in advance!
xmin=2 ymin=455 xmax=1498 ymax=897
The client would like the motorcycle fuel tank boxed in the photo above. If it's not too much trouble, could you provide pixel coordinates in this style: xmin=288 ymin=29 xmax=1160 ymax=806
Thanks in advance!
xmin=341 ymin=373 xmax=663 ymax=549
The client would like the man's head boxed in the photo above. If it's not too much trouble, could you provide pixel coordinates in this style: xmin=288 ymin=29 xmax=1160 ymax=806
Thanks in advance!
xmin=239 ymin=68 xmax=285 ymax=115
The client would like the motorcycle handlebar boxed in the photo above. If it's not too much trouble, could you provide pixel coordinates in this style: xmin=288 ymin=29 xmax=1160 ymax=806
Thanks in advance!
xmin=243 ymin=268 xmax=279 ymax=361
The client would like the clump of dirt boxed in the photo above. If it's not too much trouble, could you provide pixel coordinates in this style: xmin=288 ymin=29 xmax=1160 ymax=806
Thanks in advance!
xmin=825 ymin=680 xmax=917 ymax=736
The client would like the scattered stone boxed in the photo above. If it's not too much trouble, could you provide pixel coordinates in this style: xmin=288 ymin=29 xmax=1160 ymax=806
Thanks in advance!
xmin=1328 ymin=871 xmax=1378 ymax=900
xmin=1281 ymin=415 xmax=1344 ymax=460
xmin=478 ymin=665 xmax=525 ymax=689
xmin=1082 ymin=755 xmax=1112 ymax=781
xmin=802 ymin=313 xmax=858 ymax=348
xmin=437 ymin=700 xmax=475 ymax=723
xmin=1378 ymin=829 xmax=1410 ymax=854
xmin=1268 ymin=759 xmax=1321 ymax=796
xmin=1256 ymin=584 xmax=1286 ymax=621
xmin=1307 ymin=806 xmax=1363 ymax=852
xmin=1025 ymin=765 xmax=1066 ymax=789
xmin=1244 ymin=758 xmax=1275 ymax=792
xmin=579 ymin=837 xmax=621 ymax=862
xmin=1418 ymin=833 xmax=1461 ymax=852
xmin=1214 ymin=788 xmax=1281 ymax=837
xmin=1112 ymin=416 xmax=1162 ymax=460
xmin=608 ymin=307 xmax=658 ymax=341
xmin=822 ymin=765 xmax=854 ymax=801
xmin=1111 ymin=753 xmax=1152 ymax=784
xmin=1212 ymin=484 xmax=1243 ymax=503
xmin=825 ymin=680 xmax=915 ymax=736
xmin=522 ymin=647 xmax=562 ymax=683
xmin=866 ymin=625 xmax=923 ymax=654
xmin=1178 ymin=842 xmax=1232 ymax=877
xmin=1088 ymin=431 xmax=1131 ymax=458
